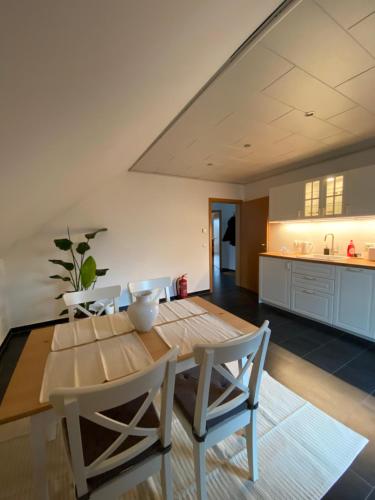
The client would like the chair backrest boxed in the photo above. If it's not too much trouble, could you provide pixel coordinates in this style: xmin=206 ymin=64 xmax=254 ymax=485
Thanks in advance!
xmin=128 ymin=277 xmax=171 ymax=303
xmin=192 ymin=321 xmax=270 ymax=437
xmin=50 ymin=347 xmax=178 ymax=498
xmin=63 ymin=285 xmax=121 ymax=322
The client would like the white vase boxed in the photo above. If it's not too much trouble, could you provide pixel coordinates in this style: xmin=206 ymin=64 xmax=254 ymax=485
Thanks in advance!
xmin=127 ymin=291 xmax=159 ymax=332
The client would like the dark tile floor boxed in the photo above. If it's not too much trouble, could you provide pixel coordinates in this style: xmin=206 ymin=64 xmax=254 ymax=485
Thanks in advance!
xmin=0 ymin=269 xmax=374 ymax=498
xmin=203 ymin=268 xmax=375 ymax=499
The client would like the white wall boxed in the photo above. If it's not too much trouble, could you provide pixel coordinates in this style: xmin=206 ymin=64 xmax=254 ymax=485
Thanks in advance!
xmin=212 ymin=203 xmax=236 ymax=270
xmin=245 ymin=147 xmax=375 ymax=201
xmin=4 ymin=172 xmax=243 ymax=328
xmin=0 ymin=259 xmax=10 ymax=344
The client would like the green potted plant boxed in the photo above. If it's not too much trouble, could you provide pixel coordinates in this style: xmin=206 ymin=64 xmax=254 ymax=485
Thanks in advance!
xmin=49 ymin=227 xmax=109 ymax=315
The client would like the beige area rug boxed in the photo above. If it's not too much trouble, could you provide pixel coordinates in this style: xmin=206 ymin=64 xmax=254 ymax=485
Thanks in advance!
xmin=0 ymin=372 xmax=368 ymax=500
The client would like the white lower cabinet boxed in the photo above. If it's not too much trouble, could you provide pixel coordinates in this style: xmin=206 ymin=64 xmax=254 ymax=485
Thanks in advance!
xmin=259 ymin=257 xmax=291 ymax=309
xmin=259 ymin=257 xmax=375 ymax=340
xmin=333 ymin=267 xmax=375 ymax=338
xmin=291 ymin=287 xmax=333 ymax=324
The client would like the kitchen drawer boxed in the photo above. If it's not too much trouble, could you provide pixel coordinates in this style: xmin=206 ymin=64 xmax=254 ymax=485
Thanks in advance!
xmin=291 ymin=286 xmax=333 ymax=324
xmin=292 ymin=273 xmax=334 ymax=294
xmin=292 ymin=260 xmax=335 ymax=279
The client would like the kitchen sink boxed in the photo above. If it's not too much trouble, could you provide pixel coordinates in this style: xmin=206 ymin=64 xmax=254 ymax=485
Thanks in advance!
xmin=302 ymin=254 xmax=347 ymax=261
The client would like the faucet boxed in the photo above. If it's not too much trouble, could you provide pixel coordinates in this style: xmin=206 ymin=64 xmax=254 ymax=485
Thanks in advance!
xmin=324 ymin=233 xmax=335 ymax=255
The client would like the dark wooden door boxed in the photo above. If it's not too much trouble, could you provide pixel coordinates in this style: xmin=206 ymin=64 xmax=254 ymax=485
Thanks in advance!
xmin=240 ymin=196 xmax=269 ymax=293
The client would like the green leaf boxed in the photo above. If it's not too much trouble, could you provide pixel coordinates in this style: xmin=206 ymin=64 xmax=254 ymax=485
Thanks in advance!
xmin=54 ymin=238 xmax=73 ymax=251
xmin=49 ymin=274 xmax=71 ymax=282
xmin=85 ymin=228 xmax=107 ymax=240
xmin=59 ymin=309 xmax=68 ymax=316
xmin=48 ymin=259 xmax=74 ymax=271
xmin=76 ymin=242 xmax=90 ymax=255
xmin=55 ymin=293 xmax=64 ymax=300
xmin=96 ymin=268 xmax=109 ymax=277
xmin=80 ymin=256 xmax=97 ymax=289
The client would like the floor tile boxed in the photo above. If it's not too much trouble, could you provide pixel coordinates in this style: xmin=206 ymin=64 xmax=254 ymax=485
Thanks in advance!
xmin=323 ymin=468 xmax=372 ymax=499
xmin=335 ymin=350 xmax=375 ymax=394
xmin=280 ymin=330 xmax=323 ymax=356
xmin=304 ymin=336 xmax=367 ymax=374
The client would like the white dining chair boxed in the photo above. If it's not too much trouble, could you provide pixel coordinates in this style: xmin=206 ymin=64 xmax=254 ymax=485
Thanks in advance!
xmin=173 ymin=321 xmax=271 ymax=500
xmin=128 ymin=276 xmax=171 ymax=304
xmin=50 ymin=347 xmax=178 ymax=500
xmin=63 ymin=285 xmax=121 ymax=322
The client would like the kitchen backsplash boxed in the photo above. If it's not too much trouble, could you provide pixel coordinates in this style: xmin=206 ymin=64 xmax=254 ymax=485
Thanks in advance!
xmin=269 ymin=219 xmax=375 ymax=257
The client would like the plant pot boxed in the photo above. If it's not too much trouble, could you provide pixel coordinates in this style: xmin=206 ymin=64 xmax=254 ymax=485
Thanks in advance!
xmin=127 ymin=291 xmax=159 ymax=332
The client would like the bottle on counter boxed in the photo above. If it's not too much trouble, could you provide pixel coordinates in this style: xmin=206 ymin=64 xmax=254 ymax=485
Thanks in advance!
xmin=347 ymin=240 xmax=355 ymax=257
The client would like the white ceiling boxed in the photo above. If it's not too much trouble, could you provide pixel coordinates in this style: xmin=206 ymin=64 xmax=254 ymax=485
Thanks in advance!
xmin=0 ymin=0 xmax=283 ymax=255
xmin=132 ymin=0 xmax=375 ymax=184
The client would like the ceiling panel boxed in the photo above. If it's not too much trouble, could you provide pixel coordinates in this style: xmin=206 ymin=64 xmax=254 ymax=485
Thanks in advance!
xmin=263 ymin=67 xmax=355 ymax=119
xmin=134 ymin=0 xmax=375 ymax=184
xmin=350 ymin=12 xmax=375 ymax=57
xmin=322 ymin=130 xmax=355 ymax=145
xmin=219 ymin=45 xmax=294 ymax=96
xmin=328 ymin=106 xmax=375 ymax=134
xmin=261 ymin=0 xmax=375 ymax=86
xmin=337 ymin=67 xmax=375 ymax=113
xmin=271 ymin=109 xmax=342 ymax=139
xmin=315 ymin=0 xmax=375 ymax=29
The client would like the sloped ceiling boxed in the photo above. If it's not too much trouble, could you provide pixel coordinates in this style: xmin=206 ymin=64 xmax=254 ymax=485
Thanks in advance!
xmin=0 ymin=0 xmax=282 ymax=255
xmin=132 ymin=0 xmax=375 ymax=184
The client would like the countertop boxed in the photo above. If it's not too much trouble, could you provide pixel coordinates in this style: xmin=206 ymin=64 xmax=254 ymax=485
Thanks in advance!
xmin=260 ymin=251 xmax=375 ymax=270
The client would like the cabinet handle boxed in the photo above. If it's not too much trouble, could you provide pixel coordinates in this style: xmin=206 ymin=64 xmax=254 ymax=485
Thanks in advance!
xmin=301 ymin=289 xmax=315 ymax=295
xmin=302 ymin=276 xmax=316 ymax=280
xmin=346 ymin=268 xmax=363 ymax=273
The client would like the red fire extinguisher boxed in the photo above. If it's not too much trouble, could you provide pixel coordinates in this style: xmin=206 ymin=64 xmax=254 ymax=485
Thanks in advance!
xmin=176 ymin=274 xmax=188 ymax=299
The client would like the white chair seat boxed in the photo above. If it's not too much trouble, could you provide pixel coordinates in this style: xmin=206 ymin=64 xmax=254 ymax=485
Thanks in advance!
xmin=174 ymin=365 xmax=248 ymax=431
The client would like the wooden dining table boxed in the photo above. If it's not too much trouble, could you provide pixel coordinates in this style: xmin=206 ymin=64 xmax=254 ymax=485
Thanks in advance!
xmin=0 ymin=297 xmax=258 ymax=499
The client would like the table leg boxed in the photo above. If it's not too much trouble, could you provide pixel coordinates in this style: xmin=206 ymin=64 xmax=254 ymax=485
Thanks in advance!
xmin=30 ymin=410 xmax=56 ymax=500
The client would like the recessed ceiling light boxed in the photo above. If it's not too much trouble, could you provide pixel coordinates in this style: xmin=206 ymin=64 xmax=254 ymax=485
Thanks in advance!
xmin=243 ymin=143 xmax=251 ymax=148
xmin=305 ymin=111 xmax=315 ymax=117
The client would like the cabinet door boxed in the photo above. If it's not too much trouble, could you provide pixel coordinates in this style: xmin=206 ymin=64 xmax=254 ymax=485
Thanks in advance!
xmin=291 ymin=287 xmax=333 ymax=324
xmin=269 ymin=182 xmax=304 ymax=221
xmin=259 ymin=257 xmax=291 ymax=309
xmin=333 ymin=267 xmax=375 ymax=337
xmin=344 ymin=165 xmax=375 ymax=217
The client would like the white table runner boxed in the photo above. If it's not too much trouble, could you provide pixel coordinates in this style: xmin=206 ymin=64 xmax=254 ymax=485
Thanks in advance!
xmin=51 ymin=312 xmax=135 ymax=351
xmin=40 ymin=333 xmax=153 ymax=403
xmin=154 ymin=313 xmax=242 ymax=356
xmin=154 ymin=299 xmax=207 ymax=325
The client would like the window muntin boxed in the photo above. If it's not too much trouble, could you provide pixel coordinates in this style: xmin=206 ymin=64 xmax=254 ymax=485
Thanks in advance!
xmin=304 ymin=180 xmax=320 ymax=217
xmin=325 ymin=175 xmax=343 ymax=215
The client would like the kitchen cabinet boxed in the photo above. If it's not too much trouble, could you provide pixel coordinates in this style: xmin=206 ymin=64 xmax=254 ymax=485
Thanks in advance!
xmin=269 ymin=182 xmax=304 ymax=221
xmin=259 ymin=256 xmax=375 ymax=340
xmin=291 ymin=287 xmax=333 ymax=324
xmin=343 ymin=165 xmax=375 ymax=217
xmin=333 ymin=266 xmax=375 ymax=338
xmin=259 ymin=257 xmax=291 ymax=309
xmin=268 ymin=165 xmax=375 ymax=222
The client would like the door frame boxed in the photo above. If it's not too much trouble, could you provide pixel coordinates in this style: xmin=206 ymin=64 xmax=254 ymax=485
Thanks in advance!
xmin=208 ymin=198 xmax=242 ymax=291
xmin=211 ymin=209 xmax=222 ymax=271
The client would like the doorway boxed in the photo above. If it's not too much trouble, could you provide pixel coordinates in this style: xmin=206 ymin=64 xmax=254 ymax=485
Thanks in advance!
xmin=209 ymin=198 xmax=241 ymax=292
xmin=208 ymin=196 xmax=269 ymax=294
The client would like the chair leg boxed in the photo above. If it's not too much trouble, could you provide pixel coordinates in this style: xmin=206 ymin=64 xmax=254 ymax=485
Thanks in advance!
xmin=193 ymin=441 xmax=207 ymax=500
xmin=161 ymin=452 xmax=173 ymax=500
xmin=245 ymin=411 xmax=258 ymax=482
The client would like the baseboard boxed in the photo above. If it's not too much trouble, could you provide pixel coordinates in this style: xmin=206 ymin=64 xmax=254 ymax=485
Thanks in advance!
xmin=2 ymin=289 xmax=212 ymax=342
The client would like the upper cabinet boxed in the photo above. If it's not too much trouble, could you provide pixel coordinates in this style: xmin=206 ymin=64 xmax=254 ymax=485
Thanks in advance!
xmin=269 ymin=165 xmax=375 ymax=221
xmin=344 ymin=165 xmax=375 ymax=217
